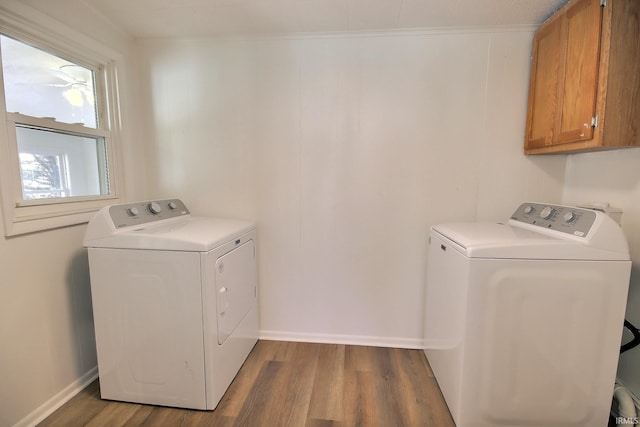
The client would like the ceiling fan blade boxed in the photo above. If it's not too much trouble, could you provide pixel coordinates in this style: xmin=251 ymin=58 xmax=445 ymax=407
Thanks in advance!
xmin=47 ymin=68 xmax=83 ymax=85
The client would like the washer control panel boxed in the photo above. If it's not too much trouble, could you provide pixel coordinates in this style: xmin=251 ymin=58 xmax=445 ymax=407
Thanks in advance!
xmin=109 ymin=199 xmax=190 ymax=229
xmin=510 ymin=202 xmax=596 ymax=237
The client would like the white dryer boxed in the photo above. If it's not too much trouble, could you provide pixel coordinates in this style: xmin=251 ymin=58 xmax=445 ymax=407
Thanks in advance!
xmin=83 ymin=199 xmax=258 ymax=410
xmin=424 ymin=202 xmax=631 ymax=427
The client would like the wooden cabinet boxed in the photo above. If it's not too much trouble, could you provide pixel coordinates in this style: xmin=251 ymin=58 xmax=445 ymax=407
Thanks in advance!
xmin=525 ymin=0 xmax=640 ymax=154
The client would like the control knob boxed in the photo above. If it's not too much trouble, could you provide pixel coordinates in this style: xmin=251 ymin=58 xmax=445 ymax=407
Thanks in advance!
xmin=523 ymin=205 xmax=535 ymax=214
xmin=539 ymin=206 xmax=554 ymax=220
xmin=127 ymin=207 xmax=139 ymax=216
xmin=168 ymin=201 xmax=177 ymax=210
xmin=148 ymin=201 xmax=162 ymax=214
xmin=563 ymin=212 xmax=576 ymax=223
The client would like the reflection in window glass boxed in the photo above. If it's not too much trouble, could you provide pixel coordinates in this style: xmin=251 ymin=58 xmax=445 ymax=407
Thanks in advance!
xmin=0 ymin=35 xmax=97 ymax=128
xmin=19 ymin=153 xmax=68 ymax=199
xmin=17 ymin=126 xmax=109 ymax=200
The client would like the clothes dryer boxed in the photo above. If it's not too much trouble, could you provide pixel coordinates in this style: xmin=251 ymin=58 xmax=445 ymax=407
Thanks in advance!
xmin=84 ymin=199 xmax=258 ymax=410
xmin=424 ymin=202 xmax=631 ymax=427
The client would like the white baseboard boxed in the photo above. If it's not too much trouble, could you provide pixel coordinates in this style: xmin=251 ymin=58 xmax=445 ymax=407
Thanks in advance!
xmin=14 ymin=366 xmax=98 ymax=427
xmin=259 ymin=330 xmax=424 ymax=349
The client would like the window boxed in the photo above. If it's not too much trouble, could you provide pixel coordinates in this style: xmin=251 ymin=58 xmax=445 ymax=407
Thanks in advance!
xmin=15 ymin=125 xmax=109 ymax=200
xmin=0 ymin=12 xmax=122 ymax=236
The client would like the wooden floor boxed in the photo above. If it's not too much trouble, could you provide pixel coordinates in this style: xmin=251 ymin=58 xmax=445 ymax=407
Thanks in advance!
xmin=38 ymin=340 xmax=455 ymax=427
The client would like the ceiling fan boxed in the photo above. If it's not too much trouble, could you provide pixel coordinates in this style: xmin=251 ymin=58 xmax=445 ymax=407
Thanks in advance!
xmin=45 ymin=64 xmax=95 ymax=107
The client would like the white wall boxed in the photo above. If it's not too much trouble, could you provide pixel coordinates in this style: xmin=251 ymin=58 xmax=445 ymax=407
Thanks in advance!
xmin=0 ymin=1 xmax=142 ymax=426
xmin=138 ymin=29 xmax=566 ymax=347
xmin=562 ymin=148 xmax=640 ymax=397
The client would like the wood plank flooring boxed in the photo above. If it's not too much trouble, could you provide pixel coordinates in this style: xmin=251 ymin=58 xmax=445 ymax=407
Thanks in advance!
xmin=38 ymin=340 xmax=455 ymax=427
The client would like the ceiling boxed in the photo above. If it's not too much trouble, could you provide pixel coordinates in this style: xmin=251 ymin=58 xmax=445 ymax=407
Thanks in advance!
xmin=81 ymin=0 xmax=570 ymax=39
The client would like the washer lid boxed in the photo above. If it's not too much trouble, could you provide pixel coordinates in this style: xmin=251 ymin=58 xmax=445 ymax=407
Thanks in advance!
xmin=432 ymin=221 xmax=629 ymax=261
xmin=85 ymin=214 xmax=255 ymax=252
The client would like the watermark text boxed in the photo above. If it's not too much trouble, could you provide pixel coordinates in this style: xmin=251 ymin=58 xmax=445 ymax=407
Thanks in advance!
xmin=616 ymin=417 xmax=640 ymax=425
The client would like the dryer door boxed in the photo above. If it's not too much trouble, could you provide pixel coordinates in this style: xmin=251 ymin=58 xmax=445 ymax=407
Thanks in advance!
xmin=215 ymin=240 xmax=257 ymax=344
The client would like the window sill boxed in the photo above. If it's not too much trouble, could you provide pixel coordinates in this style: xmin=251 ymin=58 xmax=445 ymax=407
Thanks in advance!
xmin=3 ymin=197 xmax=120 ymax=236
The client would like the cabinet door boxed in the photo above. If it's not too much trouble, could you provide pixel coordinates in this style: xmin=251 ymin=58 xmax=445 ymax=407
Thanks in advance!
xmin=525 ymin=17 xmax=562 ymax=149
xmin=554 ymin=0 xmax=603 ymax=144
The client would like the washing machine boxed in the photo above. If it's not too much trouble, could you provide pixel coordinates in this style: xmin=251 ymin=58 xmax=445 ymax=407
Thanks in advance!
xmin=83 ymin=199 xmax=259 ymax=410
xmin=424 ymin=202 xmax=631 ymax=427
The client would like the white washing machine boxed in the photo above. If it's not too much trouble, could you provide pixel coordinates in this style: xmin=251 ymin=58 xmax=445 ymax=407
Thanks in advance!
xmin=83 ymin=199 xmax=259 ymax=410
xmin=424 ymin=202 xmax=631 ymax=427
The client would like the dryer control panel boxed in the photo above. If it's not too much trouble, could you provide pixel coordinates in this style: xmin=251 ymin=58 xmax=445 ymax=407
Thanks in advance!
xmin=510 ymin=202 xmax=596 ymax=237
xmin=108 ymin=199 xmax=190 ymax=229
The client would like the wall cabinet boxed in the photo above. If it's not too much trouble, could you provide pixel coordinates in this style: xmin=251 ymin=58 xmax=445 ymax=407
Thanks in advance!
xmin=525 ymin=0 xmax=640 ymax=154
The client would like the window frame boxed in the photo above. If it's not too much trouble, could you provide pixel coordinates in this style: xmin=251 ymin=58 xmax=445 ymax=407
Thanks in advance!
xmin=0 ymin=6 xmax=124 ymax=236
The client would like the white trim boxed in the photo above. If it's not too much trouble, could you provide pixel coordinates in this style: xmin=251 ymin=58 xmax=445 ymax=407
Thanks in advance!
xmin=16 ymin=194 xmax=117 ymax=208
xmin=259 ymin=330 xmax=424 ymax=349
xmin=7 ymin=114 xmax=111 ymax=138
xmin=13 ymin=367 xmax=98 ymax=427
xmin=0 ymin=1 xmax=121 ymax=63
xmin=137 ymin=24 xmax=539 ymax=44
xmin=8 ymin=210 xmax=99 ymax=235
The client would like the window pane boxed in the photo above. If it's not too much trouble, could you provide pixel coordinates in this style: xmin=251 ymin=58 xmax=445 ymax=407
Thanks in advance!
xmin=0 ymin=35 xmax=97 ymax=128
xmin=16 ymin=126 xmax=109 ymax=200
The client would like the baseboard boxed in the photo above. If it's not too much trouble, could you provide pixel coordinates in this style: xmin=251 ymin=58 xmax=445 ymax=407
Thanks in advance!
xmin=259 ymin=330 xmax=424 ymax=349
xmin=14 ymin=366 xmax=98 ymax=427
